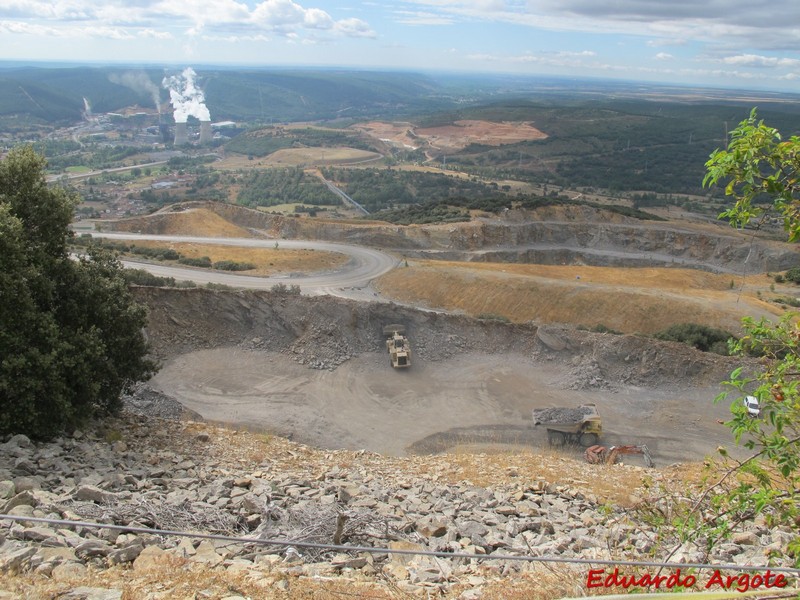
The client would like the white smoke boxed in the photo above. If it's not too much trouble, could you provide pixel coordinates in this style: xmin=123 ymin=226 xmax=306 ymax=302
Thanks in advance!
xmin=109 ymin=71 xmax=162 ymax=113
xmin=82 ymin=97 xmax=92 ymax=119
xmin=162 ymin=67 xmax=211 ymax=124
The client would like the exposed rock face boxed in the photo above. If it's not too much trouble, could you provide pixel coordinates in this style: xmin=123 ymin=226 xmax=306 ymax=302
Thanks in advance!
xmin=0 ymin=412 xmax=794 ymax=597
xmin=134 ymin=287 xmax=745 ymax=390
xmin=105 ymin=201 xmax=799 ymax=273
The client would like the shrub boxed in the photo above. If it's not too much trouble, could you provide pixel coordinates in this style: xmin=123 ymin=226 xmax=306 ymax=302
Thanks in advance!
xmin=653 ymin=323 xmax=735 ymax=355
xmin=178 ymin=256 xmax=212 ymax=268
xmin=213 ymin=260 xmax=256 ymax=271
xmin=271 ymin=283 xmax=301 ymax=295
xmin=476 ymin=313 xmax=510 ymax=322
xmin=784 ymin=267 xmax=800 ymax=284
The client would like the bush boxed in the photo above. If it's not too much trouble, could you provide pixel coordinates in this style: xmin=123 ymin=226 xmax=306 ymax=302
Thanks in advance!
xmin=653 ymin=323 xmax=735 ymax=355
xmin=784 ymin=267 xmax=800 ymax=284
xmin=178 ymin=256 xmax=212 ymax=268
xmin=270 ymin=283 xmax=301 ymax=295
xmin=213 ymin=260 xmax=256 ymax=271
xmin=476 ymin=313 xmax=510 ymax=323
xmin=122 ymin=268 xmax=197 ymax=288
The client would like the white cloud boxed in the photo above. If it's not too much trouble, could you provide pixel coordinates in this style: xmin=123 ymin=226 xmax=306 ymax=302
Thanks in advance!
xmin=393 ymin=10 xmax=455 ymax=26
xmin=333 ymin=17 xmax=376 ymax=38
xmin=0 ymin=0 xmax=375 ymax=42
xmin=655 ymin=52 xmax=673 ymax=61
xmin=403 ymin=0 xmax=800 ymax=54
xmin=720 ymin=54 xmax=800 ymax=69
xmin=138 ymin=28 xmax=172 ymax=39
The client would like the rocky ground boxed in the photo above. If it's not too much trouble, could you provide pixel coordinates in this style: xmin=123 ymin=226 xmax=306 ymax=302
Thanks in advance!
xmin=1 ymin=403 xmax=796 ymax=600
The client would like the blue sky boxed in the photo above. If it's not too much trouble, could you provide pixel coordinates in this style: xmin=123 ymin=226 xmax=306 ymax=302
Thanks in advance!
xmin=2 ymin=0 xmax=800 ymax=92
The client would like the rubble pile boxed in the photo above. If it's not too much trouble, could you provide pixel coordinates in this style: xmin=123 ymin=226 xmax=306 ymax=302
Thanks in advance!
xmin=1 ymin=408 xmax=794 ymax=598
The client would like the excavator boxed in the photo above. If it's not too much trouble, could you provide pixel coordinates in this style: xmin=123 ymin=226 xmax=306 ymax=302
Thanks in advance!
xmin=584 ymin=444 xmax=654 ymax=468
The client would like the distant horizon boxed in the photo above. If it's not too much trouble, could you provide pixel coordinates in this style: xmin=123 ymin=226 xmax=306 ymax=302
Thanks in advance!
xmin=1 ymin=2 xmax=799 ymax=94
xmin=2 ymin=59 xmax=800 ymax=102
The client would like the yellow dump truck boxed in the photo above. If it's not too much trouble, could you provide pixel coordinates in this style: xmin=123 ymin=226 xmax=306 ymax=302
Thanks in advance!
xmin=533 ymin=403 xmax=602 ymax=447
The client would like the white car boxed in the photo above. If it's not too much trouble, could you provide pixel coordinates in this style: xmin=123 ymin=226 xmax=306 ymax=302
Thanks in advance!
xmin=743 ymin=395 xmax=761 ymax=418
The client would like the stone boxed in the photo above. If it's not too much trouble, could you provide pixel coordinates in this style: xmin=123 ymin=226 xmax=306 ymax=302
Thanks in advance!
xmin=0 ymin=543 xmax=36 ymax=572
xmin=191 ymin=540 xmax=223 ymax=566
xmin=2 ymin=490 xmax=37 ymax=513
xmin=51 ymin=561 xmax=88 ymax=581
xmin=416 ymin=517 xmax=448 ymax=538
xmin=6 ymin=434 xmax=32 ymax=449
xmin=108 ymin=540 xmax=144 ymax=565
xmin=59 ymin=586 xmax=122 ymax=600
xmin=75 ymin=485 xmax=116 ymax=504
xmin=75 ymin=539 xmax=112 ymax=559
xmin=388 ymin=541 xmax=426 ymax=567
xmin=0 ymin=481 xmax=14 ymax=500
xmin=12 ymin=458 xmax=36 ymax=475
xmin=134 ymin=545 xmax=168 ymax=571
xmin=732 ymin=531 xmax=759 ymax=546
xmin=13 ymin=526 xmax=61 ymax=544
xmin=34 ymin=547 xmax=78 ymax=565
xmin=12 ymin=477 xmax=41 ymax=493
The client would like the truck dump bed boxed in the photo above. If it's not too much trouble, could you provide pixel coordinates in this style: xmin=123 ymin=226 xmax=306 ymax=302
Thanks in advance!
xmin=532 ymin=404 xmax=598 ymax=426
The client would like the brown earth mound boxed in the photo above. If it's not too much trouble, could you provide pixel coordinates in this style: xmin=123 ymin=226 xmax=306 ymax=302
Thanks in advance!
xmin=354 ymin=120 xmax=547 ymax=153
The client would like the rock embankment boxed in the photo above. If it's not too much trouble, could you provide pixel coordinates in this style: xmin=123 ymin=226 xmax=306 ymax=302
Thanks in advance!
xmin=1 ymin=409 xmax=794 ymax=599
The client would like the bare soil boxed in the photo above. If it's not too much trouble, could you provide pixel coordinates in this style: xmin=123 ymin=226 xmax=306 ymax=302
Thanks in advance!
xmin=138 ymin=286 xmax=746 ymax=467
xmin=353 ymin=120 xmax=547 ymax=153
xmin=150 ymin=346 xmax=734 ymax=465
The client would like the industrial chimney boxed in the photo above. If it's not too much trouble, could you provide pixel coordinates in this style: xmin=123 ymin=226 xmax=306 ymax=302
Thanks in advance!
xmin=174 ymin=122 xmax=189 ymax=146
xmin=199 ymin=121 xmax=212 ymax=145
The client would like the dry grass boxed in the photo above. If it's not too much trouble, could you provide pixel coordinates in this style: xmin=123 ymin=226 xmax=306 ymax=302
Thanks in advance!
xmin=375 ymin=260 xmax=785 ymax=335
xmin=263 ymin=147 xmax=381 ymax=166
xmin=129 ymin=240 xmax=348 ymax=275
xmin=109 ymin=208 xmax=253 ymax=238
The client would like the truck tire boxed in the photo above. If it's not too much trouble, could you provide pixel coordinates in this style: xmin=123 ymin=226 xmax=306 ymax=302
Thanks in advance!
xmin=579 ymin=432 xmax=599 ymax=447
xmin=548 ymin=430 xmax=566 ymax=446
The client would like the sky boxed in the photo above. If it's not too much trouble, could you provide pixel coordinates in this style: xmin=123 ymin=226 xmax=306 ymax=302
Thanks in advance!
xmin=1 ymin=0 xmax=800 ymax=92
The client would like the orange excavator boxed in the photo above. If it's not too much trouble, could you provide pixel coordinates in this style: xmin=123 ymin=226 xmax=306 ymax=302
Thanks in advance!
xmin=584 ymin=444 xmax=654 ymax=468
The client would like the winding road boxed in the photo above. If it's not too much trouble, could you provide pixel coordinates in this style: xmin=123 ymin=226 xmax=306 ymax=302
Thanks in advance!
xmin=90 ymin=232 xmax=398 ymax=297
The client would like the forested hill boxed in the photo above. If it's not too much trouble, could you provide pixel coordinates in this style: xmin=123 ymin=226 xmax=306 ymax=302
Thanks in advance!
xmin=0 ymin=65 xmax=451 ymax=124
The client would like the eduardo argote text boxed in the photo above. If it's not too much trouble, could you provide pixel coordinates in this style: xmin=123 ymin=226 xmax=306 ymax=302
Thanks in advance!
xmin=587 ymin=568 xmax=790 ymax=593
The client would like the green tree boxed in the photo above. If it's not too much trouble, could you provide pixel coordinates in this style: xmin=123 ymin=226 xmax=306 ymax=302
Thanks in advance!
xmin=705 ymin=108 xmax=800 ymax=239
xmin=0 ymin=146 xmax=156 ymax=439
xmin=702 ymin=111 xmax=800 ymax=566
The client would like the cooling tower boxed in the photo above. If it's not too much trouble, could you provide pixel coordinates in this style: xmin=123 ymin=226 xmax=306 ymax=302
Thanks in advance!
xmin=174 ymin=122 xmax=189 ymax=146
xmin=199 ymin=121 xmax=212 ymax=145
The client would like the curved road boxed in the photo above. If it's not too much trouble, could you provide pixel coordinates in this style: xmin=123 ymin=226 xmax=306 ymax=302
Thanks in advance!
xmin=90 ymin=232 xmax=398 ymax=297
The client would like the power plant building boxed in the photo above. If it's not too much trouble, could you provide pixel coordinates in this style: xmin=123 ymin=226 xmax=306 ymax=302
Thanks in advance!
xmin=174 ymin=122 xmax=189 ymax=146
xmin=199 ymin=121 xmax=212 ymax=145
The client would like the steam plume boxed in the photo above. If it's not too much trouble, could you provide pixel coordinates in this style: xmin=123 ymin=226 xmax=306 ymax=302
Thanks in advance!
xmin=109 ymin=71 xmax=161 ymax=113
xmin=162 ymin=67 xmax=210 ymax=123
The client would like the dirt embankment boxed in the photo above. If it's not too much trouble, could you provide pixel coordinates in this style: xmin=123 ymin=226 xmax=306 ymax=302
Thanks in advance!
xmin=106 ymin=202 xmax=799 ymax=274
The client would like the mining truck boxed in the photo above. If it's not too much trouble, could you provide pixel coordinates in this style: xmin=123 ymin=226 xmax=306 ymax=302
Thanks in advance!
xmin=383 ymin=324 xmax=411 ymax=368
xmin=533 ymin=403 xmax=602 ymax=447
